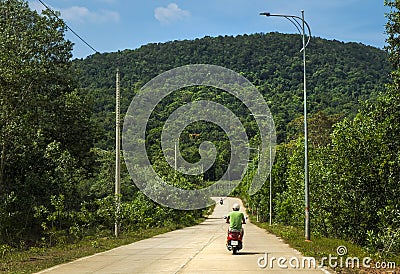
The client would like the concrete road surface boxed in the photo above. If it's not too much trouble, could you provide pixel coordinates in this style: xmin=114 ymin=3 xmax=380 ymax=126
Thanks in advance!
xmin=37 ymin=197 xmax=330 ymax=273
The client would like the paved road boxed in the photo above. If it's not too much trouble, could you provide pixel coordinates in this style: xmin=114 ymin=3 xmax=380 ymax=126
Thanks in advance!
xmin=37 ymin=197 xmax=329 ymax=273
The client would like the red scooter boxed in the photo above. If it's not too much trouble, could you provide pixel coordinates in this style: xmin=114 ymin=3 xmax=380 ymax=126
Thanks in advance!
xmin=226 ymin=229 xmax=243 ymax=254
xmin=224 ymin=216 xmax=246 ymax=255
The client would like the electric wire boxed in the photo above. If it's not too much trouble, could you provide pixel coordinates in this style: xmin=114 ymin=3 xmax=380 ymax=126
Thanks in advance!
xmin=37 ymin=0 xmax=99 ymax=54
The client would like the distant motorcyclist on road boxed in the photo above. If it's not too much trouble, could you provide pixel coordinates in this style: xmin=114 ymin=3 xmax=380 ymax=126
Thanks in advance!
xmin=220 ymin=198 xmax=224 ymax=205
xmin=226 ymin=203 xmax=246 ymax=239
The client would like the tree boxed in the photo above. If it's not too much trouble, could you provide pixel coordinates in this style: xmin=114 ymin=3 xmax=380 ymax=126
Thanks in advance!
xmin=0 ymin=0 xmax=95 ymax=243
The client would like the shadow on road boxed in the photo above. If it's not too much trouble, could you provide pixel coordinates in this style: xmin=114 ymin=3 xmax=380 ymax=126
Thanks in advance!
xmin=234 ymin=252 xmax=264 ymax=256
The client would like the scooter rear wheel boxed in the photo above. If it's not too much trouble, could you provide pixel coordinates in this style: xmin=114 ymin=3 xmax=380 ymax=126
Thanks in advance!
xmin=232 ymin=247 xmax=237 ymax=255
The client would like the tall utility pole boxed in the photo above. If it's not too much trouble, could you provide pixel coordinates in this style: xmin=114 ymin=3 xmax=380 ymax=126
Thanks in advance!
xmin=115 ymin=68 xmax=121 ymax=237
xmin=301 ymin=10 xmax=311 ymax=242
xmin=260 ymin=10 xmax=311 ymax=241
xmin=174 ymin=141 xmax=178 ymax=171
xmin=269 ymin=141 xmax=272 ymax=226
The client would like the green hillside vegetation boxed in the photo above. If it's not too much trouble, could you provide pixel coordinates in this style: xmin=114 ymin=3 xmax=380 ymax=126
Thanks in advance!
xmin=1 ymin=0 xmax=399 ymax=270
xmin=74 ymin=32 xmax=390 ymax=147
xmin=73 ymin=32 xmax=391 ymax=189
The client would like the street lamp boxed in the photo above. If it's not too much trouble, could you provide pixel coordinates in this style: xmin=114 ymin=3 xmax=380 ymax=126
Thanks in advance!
xmin=260 ymin=10 xmax=312 ymax=241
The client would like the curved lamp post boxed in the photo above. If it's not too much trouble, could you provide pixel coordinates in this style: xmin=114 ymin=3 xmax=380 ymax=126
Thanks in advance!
xmin=260 ymin=10 xmax=312 ymax=241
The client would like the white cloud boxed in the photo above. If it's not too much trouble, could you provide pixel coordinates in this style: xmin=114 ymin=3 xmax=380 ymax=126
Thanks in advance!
xmin=154 ymin=3 xmax=190 ymax=24
xmin=61 ymin=6 xmax=120 ymax=24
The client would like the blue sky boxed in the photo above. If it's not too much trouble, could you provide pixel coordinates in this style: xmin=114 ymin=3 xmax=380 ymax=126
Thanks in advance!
xmin=29 ymin=0 xmax=388 ymax=59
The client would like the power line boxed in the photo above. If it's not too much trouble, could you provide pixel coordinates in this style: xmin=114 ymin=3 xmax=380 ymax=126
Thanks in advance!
xmin=37 ymin=0 xmax=99 ymax=54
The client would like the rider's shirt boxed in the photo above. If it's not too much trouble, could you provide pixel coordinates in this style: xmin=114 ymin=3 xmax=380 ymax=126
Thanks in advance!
xmin=228 ymin=211 xmax=244 ymax=230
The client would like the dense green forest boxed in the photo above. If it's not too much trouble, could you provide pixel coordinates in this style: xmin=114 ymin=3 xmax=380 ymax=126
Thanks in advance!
xmin=72 ymin=29 xmax=391 ymax=191
xmin=74 ymin=32 xmax=390 ymax=147
xmin=1 ymin=0 xmax=399 ymax=263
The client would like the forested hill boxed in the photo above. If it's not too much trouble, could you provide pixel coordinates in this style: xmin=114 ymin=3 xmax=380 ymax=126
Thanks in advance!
xmin=73 ymin=32 xmax=390 ymax=145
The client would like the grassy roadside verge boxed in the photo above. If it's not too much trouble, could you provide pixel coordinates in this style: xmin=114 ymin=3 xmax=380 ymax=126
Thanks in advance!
xmin=0 ymin=218 xmax=207 ymax=274
xmin=251 ymin=216 xmax=399 ymax=273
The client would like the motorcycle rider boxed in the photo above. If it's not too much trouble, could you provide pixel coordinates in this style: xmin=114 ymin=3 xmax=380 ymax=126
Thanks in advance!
xmin=226 ymin=203 xmax=246 ymax=239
